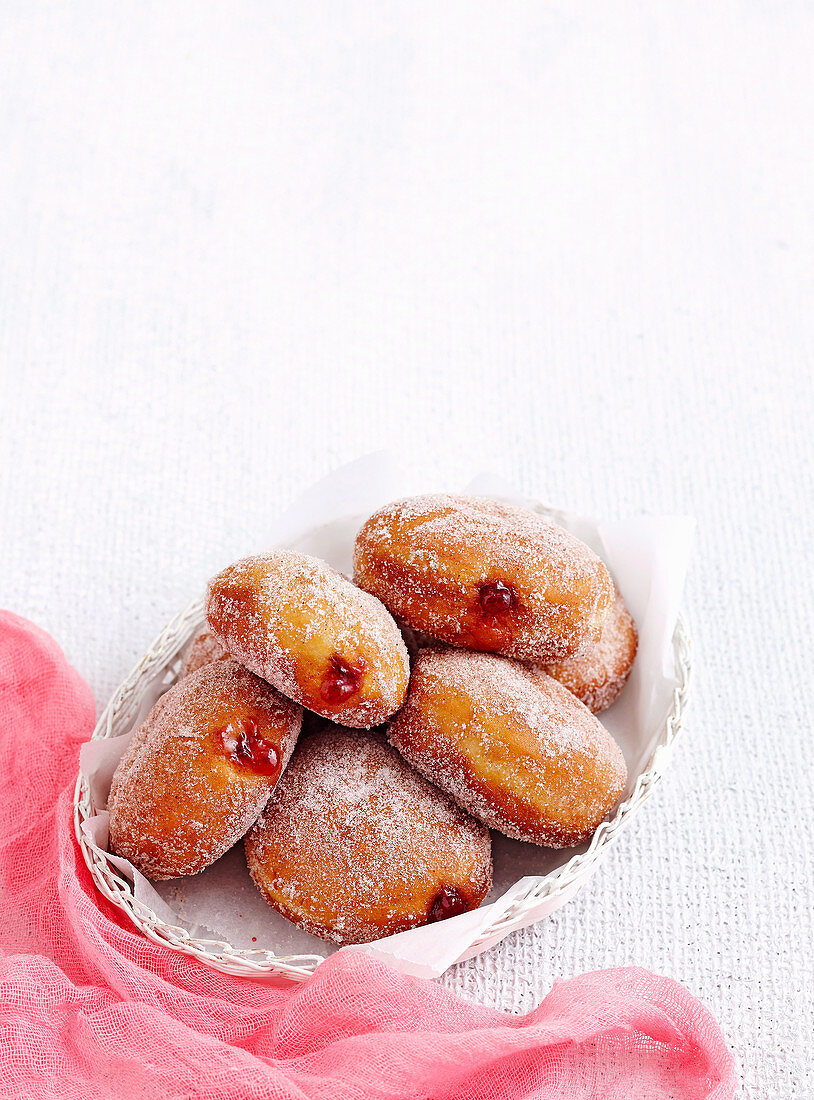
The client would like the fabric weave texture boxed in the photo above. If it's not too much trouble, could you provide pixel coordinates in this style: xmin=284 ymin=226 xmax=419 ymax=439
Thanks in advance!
xmin=0 ymin=609 xmax=735 ymax=1099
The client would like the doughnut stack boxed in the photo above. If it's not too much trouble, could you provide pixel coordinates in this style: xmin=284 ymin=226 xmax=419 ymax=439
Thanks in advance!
xmin=108 ymin=495 xmax=637 ymax=945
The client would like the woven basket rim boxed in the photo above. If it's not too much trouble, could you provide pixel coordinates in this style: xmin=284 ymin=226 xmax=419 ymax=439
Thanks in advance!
xmin=74 ymin=504 xmax=692 ymax=982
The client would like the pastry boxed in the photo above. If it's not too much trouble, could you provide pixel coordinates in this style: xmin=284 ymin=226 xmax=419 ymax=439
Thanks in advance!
xmin=353 ymin=494 xmax=613 ymax=664
xmin=245 ymin=727 xmax=492 ymax=944
xmin=179 ymin=626 xmax=230 ymax=677
xmin=108 ymin=659 xmax=301 ymax=878
xmin=387 ymin=647 xmax=627 ymax=847
xmin=206 ymin=551 xmax=409 ymax=727
xmin=542 ymin=589 xmax=637 ymax=712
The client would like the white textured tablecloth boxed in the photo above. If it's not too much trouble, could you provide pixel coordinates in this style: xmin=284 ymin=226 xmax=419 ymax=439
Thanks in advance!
xmin=1 ymin=3 xmax=812 ymax=1095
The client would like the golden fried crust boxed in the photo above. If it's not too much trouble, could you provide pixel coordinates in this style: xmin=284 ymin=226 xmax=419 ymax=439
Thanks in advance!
xmin=108 ymin=659 xmax=302 ymax=879
xmin=179 ymin=627 xmax=230 ymax=678
xmin=206 ymin=551 xmax=410 ymax=728
xmin=387 ymin=648 xmax=627 ymax=848
xmin=353 ymin=494 xmax=614 ymax=664
xmin=245 ymin=728 xmax=492 ymax=945
xmin=542 ymin=591 xmax=638 ymax=713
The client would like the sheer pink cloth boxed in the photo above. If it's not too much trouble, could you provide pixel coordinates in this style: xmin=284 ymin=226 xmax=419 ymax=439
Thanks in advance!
xmin=0 ymin=610 xmax=736 ymax=1099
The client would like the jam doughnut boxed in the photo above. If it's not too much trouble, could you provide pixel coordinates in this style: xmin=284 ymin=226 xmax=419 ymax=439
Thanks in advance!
xmin=387 ymin=648 xmax=627 ymax=848
xmin=180 ymin=626 xmax=230 ymax=677
xmin=109 ymin=659 xmax=301 ymax=879
xmin=542 ymin=590 xmax=638 ymax=713
xmin=206 ymin=551 xmax=409 ymax=728
xmin=245 ymin=727 xmax=492 ymax=944
xmin=353 ymin=494 xmax=614 ymax=664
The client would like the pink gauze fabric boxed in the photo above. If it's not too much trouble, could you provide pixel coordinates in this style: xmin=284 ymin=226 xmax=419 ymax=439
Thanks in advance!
xmin=0 ymin=609 xmax=736 ymax=1100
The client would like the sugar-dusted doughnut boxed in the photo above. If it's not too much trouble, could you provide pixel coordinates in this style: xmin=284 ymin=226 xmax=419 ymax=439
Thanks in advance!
xmin=245 ymin=727 xmax=492 ymax=944
xmin=180 ymin=626 xmax=230 ymax=677
xmin=388 ymin=648 xmax=627 ymax=848
xmin=542 ymin=590 xmax=638 ymax=713
xmin=206 ymin=551 xmax=409 ymax=728
xmin=353 ymin=494 xmax=614 ymax=664
xmin=109 ymin=659 xmax=301 ymax=879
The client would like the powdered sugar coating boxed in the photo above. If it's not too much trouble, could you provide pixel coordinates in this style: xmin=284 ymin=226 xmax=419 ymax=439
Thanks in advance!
xmin=180 ymin=627 xmax=230 ymax=677
xmin=109 ymin=659 xmax=301 ymax=879
xmin=542 ymin=590 xmax=638 ymax=713
xmin=353 ymin=494 xmax=614 ymax=663
xmin=245 ymin=727 xmax=493 ymax=944
xmin=388 ymin=648 xmax=627 ymax=848
xmin=206 ymin=551 xmax=410 ymax=728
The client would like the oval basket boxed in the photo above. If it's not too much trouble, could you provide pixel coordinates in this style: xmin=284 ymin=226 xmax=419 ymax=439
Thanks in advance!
xmin=75 ymin=507 xmax=692 ymax=982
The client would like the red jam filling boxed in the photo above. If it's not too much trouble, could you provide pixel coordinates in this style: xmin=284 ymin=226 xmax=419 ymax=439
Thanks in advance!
xmin=478 ymin=580 xmax=517 ymax=616
xmin=217 ymin=717 xmax=281 ymax=777
xmin=428 ymin=886 xmax=469 ymax=923
xmin=320 ymin=654 xmax=367 ymax=704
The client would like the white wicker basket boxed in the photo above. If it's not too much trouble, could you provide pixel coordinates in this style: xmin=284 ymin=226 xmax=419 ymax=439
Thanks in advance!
xmin=75 ymin=505 xmax=691 ymax=983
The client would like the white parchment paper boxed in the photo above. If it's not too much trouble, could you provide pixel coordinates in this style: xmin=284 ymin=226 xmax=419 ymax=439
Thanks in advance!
xmin=79 ymin=453 xmax=694 ymax=979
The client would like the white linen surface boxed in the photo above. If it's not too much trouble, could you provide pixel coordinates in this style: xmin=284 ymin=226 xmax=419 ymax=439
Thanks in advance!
xmin=1 ymin=3 xmax=812 ymax=1095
